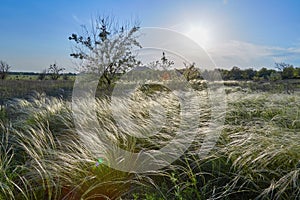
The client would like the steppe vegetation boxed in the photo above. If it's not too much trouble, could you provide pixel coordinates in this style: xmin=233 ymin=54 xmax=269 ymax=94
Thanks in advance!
xmin=0 ymin=15 xmax=299 ymax=200
xmin=0 ymin=86 xmax=299 ymax=199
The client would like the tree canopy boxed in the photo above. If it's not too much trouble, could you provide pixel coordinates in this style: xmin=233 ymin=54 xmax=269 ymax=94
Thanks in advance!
xmin=69 ymin=15 xmax=142 ymax=86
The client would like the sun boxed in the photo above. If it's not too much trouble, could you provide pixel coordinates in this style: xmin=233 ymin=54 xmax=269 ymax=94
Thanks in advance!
xmin=185 ymin=24 xmax=211 ymax=48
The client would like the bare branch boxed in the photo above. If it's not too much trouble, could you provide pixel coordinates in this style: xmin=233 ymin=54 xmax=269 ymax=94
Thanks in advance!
xmin=0 ymin=60 xmax=11 ymax=80
xmin=68 ymin=14 xmax=142 ymax=87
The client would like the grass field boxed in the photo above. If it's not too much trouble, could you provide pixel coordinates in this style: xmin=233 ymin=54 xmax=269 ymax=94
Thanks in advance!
xmin=0 ymin=79 xmax=299 ymax=200
xmin=0 ymin=79 xmax=75 ymax=104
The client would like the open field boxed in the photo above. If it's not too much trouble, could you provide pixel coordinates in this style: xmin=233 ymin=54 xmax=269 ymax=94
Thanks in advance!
xmin=1 ymin=78 xmax=299 ymax=102
xmin=0 ymin=80 xmax=299 ymax=199
xmin=2 ymin=1 xmax=300 ymax=199
xmin=0 ymin=80 xmax=75 ymax=104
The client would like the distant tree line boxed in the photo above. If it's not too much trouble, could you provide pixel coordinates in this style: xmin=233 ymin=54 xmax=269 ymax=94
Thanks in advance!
xmin=7 ymin=71 xmax=76 ymax=76
xmin=208 ymin=63 xmax=300 ymax=81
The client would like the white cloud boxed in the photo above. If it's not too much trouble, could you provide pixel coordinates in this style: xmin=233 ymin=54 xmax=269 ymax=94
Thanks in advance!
xmin=206 ymin=40 xmax=300 ymax=69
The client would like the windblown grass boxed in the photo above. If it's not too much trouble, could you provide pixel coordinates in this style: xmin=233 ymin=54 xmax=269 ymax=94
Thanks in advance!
xmin=0 ymin=89 xmax=299 ymax=199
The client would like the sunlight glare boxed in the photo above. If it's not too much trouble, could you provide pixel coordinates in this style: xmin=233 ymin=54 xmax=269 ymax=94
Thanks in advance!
xmin=185 ymin=24 xmax=211 ymax=48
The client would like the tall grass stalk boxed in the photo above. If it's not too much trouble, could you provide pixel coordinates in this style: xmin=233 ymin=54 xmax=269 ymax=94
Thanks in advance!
xmin=0 ymin=90 xmax=299 ymax=199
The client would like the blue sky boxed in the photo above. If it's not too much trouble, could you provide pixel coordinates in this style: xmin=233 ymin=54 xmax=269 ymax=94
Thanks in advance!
xmin=1 ymin=0 xmax=300 ymax=72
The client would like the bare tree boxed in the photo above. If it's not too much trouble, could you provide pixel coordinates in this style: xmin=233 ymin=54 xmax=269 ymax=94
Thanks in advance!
xmin=68 ymin=15 xmax=142 ymax=86
xmin=0 ymin=60 xmax=11 ymax=80
xmin=38 ymin=69 xmax=48 ymax=80
xmin=48 ymin=63 xmax=65 ymax=80
xmin=275 ymin=62 xmax=291 ymax=71
xmin=149 ymin=52 xmax=174 ymax=69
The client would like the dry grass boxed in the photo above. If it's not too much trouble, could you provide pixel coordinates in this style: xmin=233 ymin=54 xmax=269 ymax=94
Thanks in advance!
xmin=0 ymin=89 xmax=299 ymax=199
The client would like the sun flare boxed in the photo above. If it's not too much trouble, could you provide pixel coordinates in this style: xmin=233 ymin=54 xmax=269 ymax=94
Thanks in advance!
xmin=185 ymin=24 xmax=211 ymax=48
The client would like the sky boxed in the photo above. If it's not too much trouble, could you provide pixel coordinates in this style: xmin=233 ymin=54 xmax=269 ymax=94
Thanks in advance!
xmin=1 ymin=0 xmax=300 ymax=72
